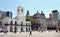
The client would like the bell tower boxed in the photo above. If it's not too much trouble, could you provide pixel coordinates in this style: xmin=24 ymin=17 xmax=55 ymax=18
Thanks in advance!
xmin=17 ymin=5 xmax=24 ymax=17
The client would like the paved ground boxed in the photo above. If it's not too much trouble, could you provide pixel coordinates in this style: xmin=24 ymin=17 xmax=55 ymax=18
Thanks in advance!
xmin=0 ymin=31 xmax=60 ymax=37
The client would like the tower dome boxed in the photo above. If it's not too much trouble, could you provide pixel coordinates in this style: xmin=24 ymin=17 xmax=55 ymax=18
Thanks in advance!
xmin=17 ymin=5 xmax=23 ymax=9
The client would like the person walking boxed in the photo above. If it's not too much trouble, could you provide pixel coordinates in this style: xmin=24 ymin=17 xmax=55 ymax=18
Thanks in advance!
xmin=29 ymin=30 xmax=32 ymax=36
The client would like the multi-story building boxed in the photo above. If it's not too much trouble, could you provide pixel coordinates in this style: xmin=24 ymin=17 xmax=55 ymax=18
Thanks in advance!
xmin=0 ymin=11 xmax=6 ymax=20
xmin=46 ymin=10 xmax=59 ymax=30
xmin=0 ymin=11 xmax=12 ymax=32
xmin=6 ymin=11 xmax=12 ymax=19
xmin=32 ymin=10 xmax=59 ymax=31
xmin=0 ymin=11 xmax=12 ymax=20
xmin=2 ymin=5 xmax=31 ymax=33
xmin=33 ymin=11 xmax=47 ymax=31
xmin=0 ymin=5 xmax=59 ymax=32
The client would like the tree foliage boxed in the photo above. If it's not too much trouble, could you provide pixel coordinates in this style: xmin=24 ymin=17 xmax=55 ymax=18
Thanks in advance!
xmin=26 ymin=17 xmax=34 ymax=23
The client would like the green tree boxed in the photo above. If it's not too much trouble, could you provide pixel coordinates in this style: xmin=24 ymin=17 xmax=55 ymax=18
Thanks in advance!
xmin=26 ymin=17 xmax=34 ymax=23
xmin=26 ymin=17 xmax=34 ymax=30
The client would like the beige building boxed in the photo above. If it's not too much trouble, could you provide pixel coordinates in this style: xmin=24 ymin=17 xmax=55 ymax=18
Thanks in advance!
xmin=33 ymin=10 xmax=59 ymax=31
xmin=33 ymin=11 xmax=47 ymax=31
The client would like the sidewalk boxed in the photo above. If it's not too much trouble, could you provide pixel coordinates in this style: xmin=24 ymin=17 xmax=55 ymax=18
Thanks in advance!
xmin=0 ymin=31 xmax=60 ymax=37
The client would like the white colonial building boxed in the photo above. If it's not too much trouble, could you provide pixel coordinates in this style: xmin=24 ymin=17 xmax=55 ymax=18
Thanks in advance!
xmin=2 ymin=5 xmax=31 ymax=32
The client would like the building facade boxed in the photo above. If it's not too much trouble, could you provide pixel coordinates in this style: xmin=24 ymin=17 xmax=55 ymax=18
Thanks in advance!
xmin=32 ymin=10 xmax=59 ymax=31
xmin=6 ymin=11 xmax=12 ymax=19
xmin=47 ymin=10 xmax=59 ymax=30
xmin=33 ymin=11 xmax=47 ymax=31
xmin=1 ymin=5 xmax=31 ymax=33
xmin=0 ymin=5 xmax=59 ymax=32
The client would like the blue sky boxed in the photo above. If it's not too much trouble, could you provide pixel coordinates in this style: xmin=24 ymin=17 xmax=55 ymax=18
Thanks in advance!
xmin=0 ymin=0 xmax=60 ymax=18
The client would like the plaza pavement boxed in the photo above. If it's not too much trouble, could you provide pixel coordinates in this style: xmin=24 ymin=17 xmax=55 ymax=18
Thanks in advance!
xmin=0 ymin=31 xmax=60 ymax=37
